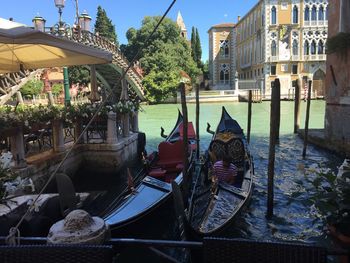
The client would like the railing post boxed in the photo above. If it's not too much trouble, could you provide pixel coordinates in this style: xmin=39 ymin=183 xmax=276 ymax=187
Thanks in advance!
xmin=10 ymin=127 xmax=27 ymax=169
xmin=132 ymin=111 xmax=139 ymax=132
xmin=52 ymin=120 xmax=65 ymax=152
xmin=107 ymin=112 xmax=118 ymax=144
xmin=122 ymin=113 xmax=130 ymax=137
xmin=74 ymin=119 xmax=84 ymax=144
xmin=47 ymin=91 xmax=55 ymax=105
xmin=16 ymin=91 xmax=24 ymax=104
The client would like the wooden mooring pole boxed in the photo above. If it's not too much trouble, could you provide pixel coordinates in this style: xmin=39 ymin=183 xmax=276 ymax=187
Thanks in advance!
xmin=247 ymin=90 xmax=252 ymax=144
xmin=267 ymin=78 xmax=280 ymax=219
xmin=179 ymin=83 xmax=189 ymax=197
xmin=195 ymin=84 xmax=200 ymax=160
xmin=294 ymin=79 xmax=301 ymax=134
xmin=302 ymin=80 xmax=312 ymax=159
xmin=275 ymin=79 xmax=281 ymax=142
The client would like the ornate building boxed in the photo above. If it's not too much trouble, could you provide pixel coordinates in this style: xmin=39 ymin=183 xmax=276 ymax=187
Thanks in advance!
xmin=208 ymin=23 xmax=237 ymax=90
xmin=209 ymin=0 xmax=329 ymax=96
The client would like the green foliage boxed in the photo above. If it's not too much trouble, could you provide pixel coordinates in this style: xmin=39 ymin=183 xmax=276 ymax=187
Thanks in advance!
xmin=94 ymin=6 xmax=118 ymax=46
xmin=190 ymin=27 xmax=203 ymax=69
xmin=68 ymin=66 xmax=91 ymax=86
xmin=123 ymin=16 xmax=200 ymax=103
xmin=195 ymin=28 xmax=202 ymax=68
xmin=190 ymin=27 xmax=197 ymax=63
xmin=203 ymin=60 xmax=209 ymax=80
xmin=51 ymin=83 xmax=63 ymax=96
xmin=20 ymin=79 xmax=43 ymax=98
xmin=306 ymin=166 xmax=350 ymax=228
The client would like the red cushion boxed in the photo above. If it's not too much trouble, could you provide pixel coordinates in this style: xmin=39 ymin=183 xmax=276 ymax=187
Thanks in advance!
xmin=149 ymin=168 xmax=166 ymax=179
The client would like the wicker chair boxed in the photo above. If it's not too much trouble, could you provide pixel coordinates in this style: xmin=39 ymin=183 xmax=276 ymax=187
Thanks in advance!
xmin=203 ymin=237 xmax=327 ymax=263
xmin=0 ymin=244 xmax=114 ymax=263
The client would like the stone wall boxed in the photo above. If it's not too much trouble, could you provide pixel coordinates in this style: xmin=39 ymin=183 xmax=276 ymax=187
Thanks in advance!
xmin=16 ymin=134 xmax=139 ymax=191
xmin=324 ymin=0 xmax=350 ymax=156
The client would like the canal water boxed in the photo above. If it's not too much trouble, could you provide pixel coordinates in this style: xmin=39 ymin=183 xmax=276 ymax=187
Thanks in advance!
xmin=137 ymin=100 xmax=342 ymax=261
xmin=74 ymin=100 xmax=342 ymax=262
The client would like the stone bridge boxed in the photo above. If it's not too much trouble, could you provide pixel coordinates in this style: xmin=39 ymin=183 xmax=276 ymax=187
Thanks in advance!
xmin=0 ymin=30 xmax=144 ymax=105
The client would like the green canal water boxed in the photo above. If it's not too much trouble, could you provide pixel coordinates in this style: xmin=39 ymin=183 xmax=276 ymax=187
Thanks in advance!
xmin=138 ymin=100 xmax=342 ymax=258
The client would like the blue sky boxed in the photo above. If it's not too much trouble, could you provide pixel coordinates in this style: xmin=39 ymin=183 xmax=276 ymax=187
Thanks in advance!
xmin=1 ymin=0 xmax=257 ymax=61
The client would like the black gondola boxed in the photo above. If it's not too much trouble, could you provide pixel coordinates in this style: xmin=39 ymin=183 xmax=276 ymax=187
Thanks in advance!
xmin=102 ymin=111 xmax=196 ymax=235
xmin=185 ymin=106 xmax=253 ymax=237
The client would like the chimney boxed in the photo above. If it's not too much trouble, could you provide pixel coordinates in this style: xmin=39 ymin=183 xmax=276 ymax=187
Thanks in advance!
xmin=237 ymin=16 xmax=241 ymax=22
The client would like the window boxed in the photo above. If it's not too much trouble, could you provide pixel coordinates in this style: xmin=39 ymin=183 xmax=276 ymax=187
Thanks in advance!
xmin=311 ymin=40 xmax=316 ymax=54
xmin=326 ymin=5 xmax=329 ymax=20
xmin=281 ymin=64 xmax=288 ymax=72
xmin=219 ymin=40 xmax=229 ymax=58
xmin=292 ymin=64 xmax=298 ymax=74
xmin=318 ymin=6 xmax=324 ymax=21
xmin=271 ymin=40 xmax=277 ymax=56
xmin=293 ymin=6 xmax=299 ymax=24
xmin=271 ymin=6 xmax=277 ymax=25
xmin=270 ymin=64 xmax=276 ymax=75
xmin=305 ymin=6 xmax=310 ymax=21
xmin=292 ymin=39 xmax=298 ymax=55
xmin=220 ymin=64 xmax=230 ymax=84
xmin=311 ymin=5 xmax=317 ymax=21
xmin=318 ymin=40 xmax=324 ymax=54
xmin=304 ymin=41 xmax=309 ymax=55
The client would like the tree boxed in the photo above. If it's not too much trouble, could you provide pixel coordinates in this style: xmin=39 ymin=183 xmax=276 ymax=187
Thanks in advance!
xmin=123 ymin=16 xmax=200 ymax=103
xmin=20 ymin=80 xmax=43 ymax=98
xmin=195 ymin=28 xmax=203 ymax=68
xmin=190 ymin=27 xmax=197 ymax=63
xmin=51 ymin=83 xmax=63 ymax=96
xmin=68 ymin=66 xmax=91 ymax=86
xmin=94 ymin=6 xmax=118 ymax=46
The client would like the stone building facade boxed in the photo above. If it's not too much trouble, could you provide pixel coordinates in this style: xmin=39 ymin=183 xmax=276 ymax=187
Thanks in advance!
xmin=324 ymin=0 xmax=350 ymax=155
xmin=209 ymin=0 xmax=329 ymax=97
xmin=208 ymin=23 xmax=237 ymax=90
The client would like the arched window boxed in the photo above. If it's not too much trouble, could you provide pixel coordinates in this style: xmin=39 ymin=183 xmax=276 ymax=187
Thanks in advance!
xmin=305 ymin=6 xmax=310 ymax=21
xmin=304 ymin=41 xmax=309 ymax=55
xmin=311 ymin=40 xmax=317 ymax=54
xmin=311 ymin=5 xmax=317 ymax=21
xmin=293 ymin=6 xmax=299 ymax=23
xmin=271 ymin=40 xmax=277 ymax=56
xmin=292 ymin=39 xmax=298 ymax=55
xmin=271 ymin=6 xmax=277 ymax=24
xmin=220 ymin=64 xmax=230 ymax=84
xmin=318 ymin=40 xmax=324 ymax=54
xmin=318 ymin=6 xmax=324 ymax=21
xmin=219 ymin=40 xmax=229 ymax=58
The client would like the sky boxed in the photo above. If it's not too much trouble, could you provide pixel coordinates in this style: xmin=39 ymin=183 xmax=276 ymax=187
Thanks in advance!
xmin=0 ymin=0 xmax=258 ymax=62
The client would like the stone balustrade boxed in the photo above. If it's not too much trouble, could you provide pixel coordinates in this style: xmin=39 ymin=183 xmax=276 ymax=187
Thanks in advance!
xmin=1 ymin=111 xmax=140 ymax=169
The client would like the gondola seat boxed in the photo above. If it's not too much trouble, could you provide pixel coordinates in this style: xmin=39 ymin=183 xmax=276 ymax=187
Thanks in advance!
xmin=157 ymin=140 xmax=184 ymax=171
xmin=149 ymin=168 xmax=166 ymax=180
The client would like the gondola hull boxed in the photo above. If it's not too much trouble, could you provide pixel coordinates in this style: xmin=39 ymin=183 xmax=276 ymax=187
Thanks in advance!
xmin=187 ymin=106 xmax=254 ymax=238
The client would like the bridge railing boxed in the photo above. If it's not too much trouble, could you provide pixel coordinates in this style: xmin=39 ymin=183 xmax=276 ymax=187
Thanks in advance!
xmin=42 ymin=28 xmax=144 ymax=88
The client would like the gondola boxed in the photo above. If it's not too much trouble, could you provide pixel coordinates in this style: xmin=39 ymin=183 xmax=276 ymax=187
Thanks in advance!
xmin=185 ymin=106 xmax=253 ymax=237
xmin=101 ymin=111 xmax=196 ymax=235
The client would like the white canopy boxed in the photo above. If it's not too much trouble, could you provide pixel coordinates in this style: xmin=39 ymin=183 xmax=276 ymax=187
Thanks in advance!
xmin=0 ymin=18 xmax=113 ymax=74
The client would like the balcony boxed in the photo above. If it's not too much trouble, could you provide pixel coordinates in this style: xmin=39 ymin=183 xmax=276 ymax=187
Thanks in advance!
xmin=304 ymin=20 xmax=328 ymax=27
xmin=269 ymin=56 xmax=278 ymax=62
xmin=303 ymin=54 xmax=327 ymax=61
xmin=291 ymin=55 xmax=300 ymax=61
